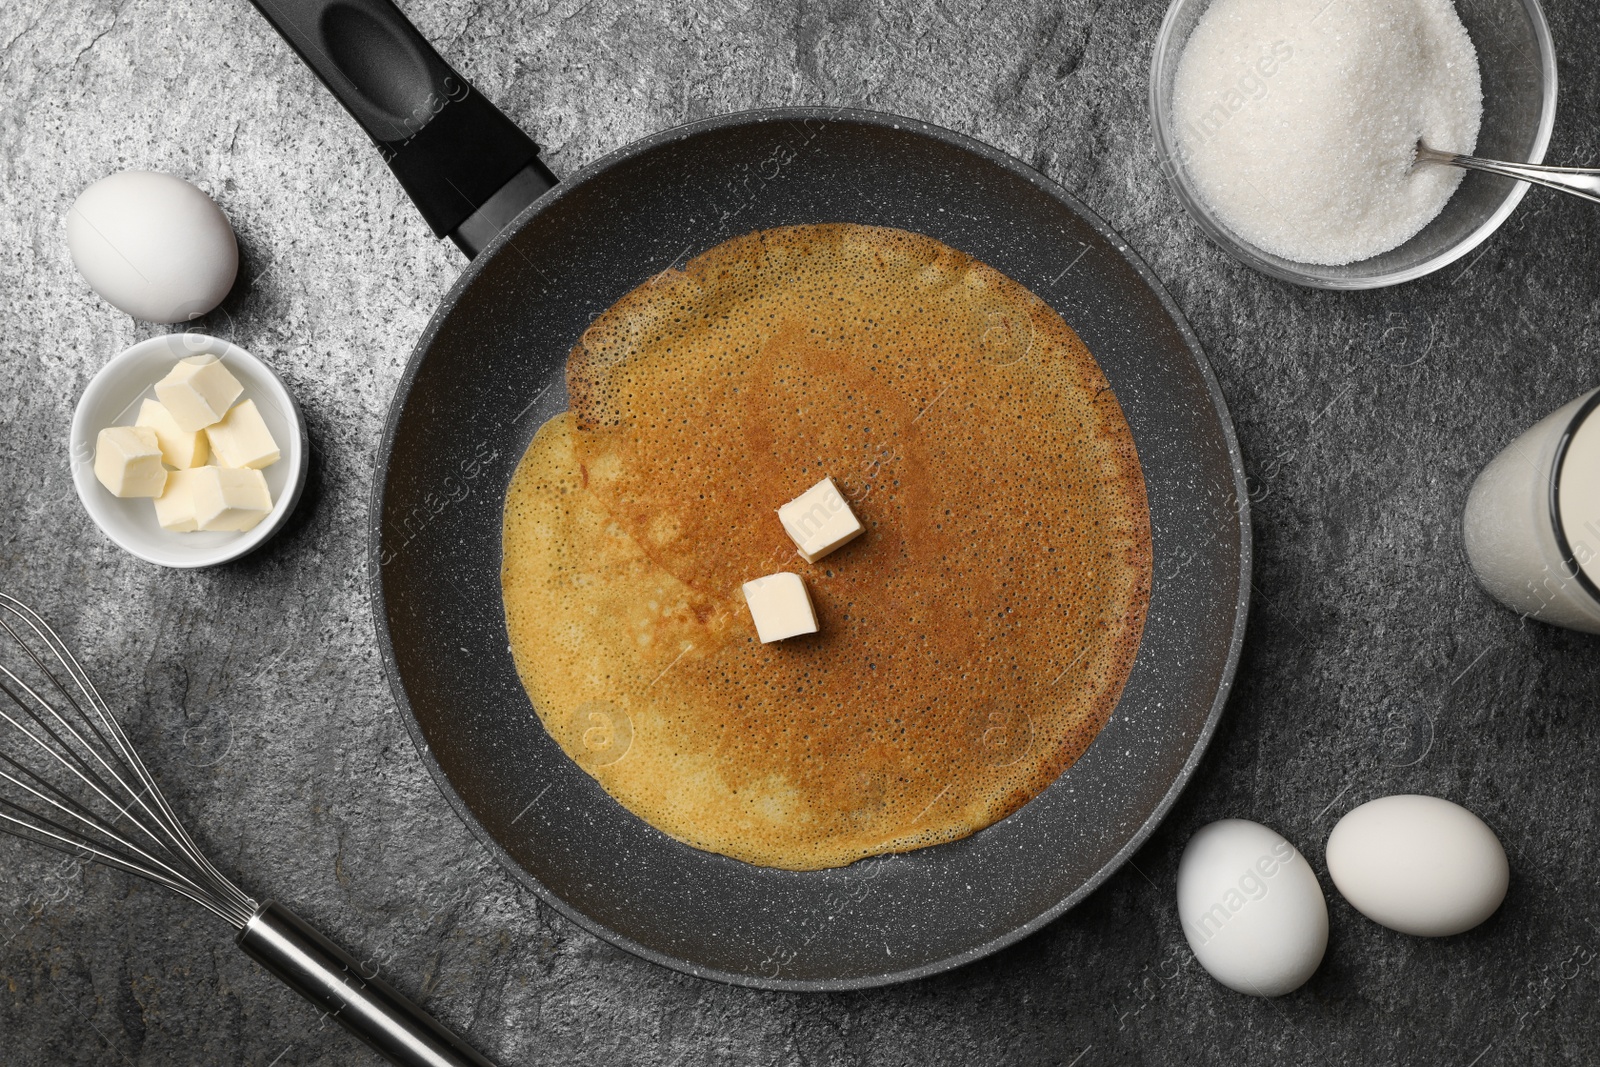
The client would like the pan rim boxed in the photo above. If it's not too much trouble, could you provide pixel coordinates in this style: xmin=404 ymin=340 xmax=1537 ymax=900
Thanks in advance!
xmin=369 ymin=104 xmax=1252 ymax=992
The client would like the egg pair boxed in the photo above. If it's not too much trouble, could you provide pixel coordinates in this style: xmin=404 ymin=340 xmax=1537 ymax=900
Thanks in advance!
xmin=1177 ymin=795 xmax=1508 ymax=997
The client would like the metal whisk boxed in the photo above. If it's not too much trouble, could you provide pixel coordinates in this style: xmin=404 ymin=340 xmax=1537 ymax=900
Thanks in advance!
xmin=0 ymin=593 xmax=497 ymax=1067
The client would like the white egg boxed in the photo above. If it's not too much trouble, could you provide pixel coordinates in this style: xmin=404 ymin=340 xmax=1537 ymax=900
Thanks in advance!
xmin=1326 ymin=794 xmax=1508 ymax=937
xmin=1177 ymin=819 xmax=1328 ymax=996
xmin=66 ymin=171 xmax=238 ymax=323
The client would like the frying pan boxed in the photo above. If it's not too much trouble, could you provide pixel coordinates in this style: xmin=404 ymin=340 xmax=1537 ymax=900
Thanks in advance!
xmin=247 ymin=0 xmax=1251 ymax=991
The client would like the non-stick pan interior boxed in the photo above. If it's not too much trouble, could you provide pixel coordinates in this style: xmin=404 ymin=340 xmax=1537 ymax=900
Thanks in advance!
xmin=373 ymin=109 xmax=1249 ymax=990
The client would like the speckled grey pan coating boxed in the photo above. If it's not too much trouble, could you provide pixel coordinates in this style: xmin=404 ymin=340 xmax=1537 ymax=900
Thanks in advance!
xmin=369 ymin=107 xmax=1251 ymax=992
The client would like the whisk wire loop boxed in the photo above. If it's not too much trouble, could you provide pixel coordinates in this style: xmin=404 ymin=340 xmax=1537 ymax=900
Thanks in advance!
xmin=0 ymin=593 xmax=257 ymax=929
xmin=0 ymin=592 xmax=502 ymax=1066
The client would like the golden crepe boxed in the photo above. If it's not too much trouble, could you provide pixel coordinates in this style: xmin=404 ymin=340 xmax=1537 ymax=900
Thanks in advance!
xmin=502 ymin=223 xmax=1150 ymax=871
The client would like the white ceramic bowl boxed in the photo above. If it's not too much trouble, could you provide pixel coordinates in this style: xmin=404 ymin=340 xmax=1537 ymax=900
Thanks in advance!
xmin=70 ymin=333 xmax=307 ymax=568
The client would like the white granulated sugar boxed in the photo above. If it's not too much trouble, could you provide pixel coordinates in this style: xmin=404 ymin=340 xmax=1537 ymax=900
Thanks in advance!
xmin=1172 ymin=0 xmax=1482 ymax=266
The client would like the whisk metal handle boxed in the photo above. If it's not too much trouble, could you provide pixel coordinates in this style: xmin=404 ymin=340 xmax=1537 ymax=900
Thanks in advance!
xmin=237 ymin=902 xmax=498 ymax=1067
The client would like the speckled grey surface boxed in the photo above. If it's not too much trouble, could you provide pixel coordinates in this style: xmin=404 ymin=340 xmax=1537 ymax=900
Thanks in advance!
xmin=2 ymin=0 xmax=1599 ymax=1064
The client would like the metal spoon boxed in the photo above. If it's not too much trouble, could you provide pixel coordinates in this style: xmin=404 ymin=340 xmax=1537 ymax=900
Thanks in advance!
xmin=1415 ymin=142 xmax=1600 ymax=204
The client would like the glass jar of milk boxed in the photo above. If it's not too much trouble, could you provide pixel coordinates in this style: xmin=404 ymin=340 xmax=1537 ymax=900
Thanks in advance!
xmin=1463 ymin=388 xmax=1600 ymax=633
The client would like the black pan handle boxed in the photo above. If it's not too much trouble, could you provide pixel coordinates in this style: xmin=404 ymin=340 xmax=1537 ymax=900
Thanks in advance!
xmin=246 ymin=0 xmax=558 ymax=257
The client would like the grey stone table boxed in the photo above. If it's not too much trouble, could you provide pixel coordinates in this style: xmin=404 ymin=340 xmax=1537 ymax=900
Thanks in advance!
xmin=3 ymin=0 xmax=1598 ymax=1063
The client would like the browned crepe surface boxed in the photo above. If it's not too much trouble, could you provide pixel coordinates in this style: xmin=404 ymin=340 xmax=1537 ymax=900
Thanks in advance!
xmin=502 ymin=223 xmax=1151 ymax=870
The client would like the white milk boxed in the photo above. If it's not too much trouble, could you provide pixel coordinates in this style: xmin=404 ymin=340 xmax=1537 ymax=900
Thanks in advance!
xmin=1463 ymin=388 xmax=1600 ymax=633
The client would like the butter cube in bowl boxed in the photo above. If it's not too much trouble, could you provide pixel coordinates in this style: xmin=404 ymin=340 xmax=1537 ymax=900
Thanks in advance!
xmin=206 ymin=399 xmax=281 ymax=470
xmin=93 ymin=426 xmax=167 ymax=498
xmin=136 ymin=398 xmax=209 ymax=469
xmin=70 ymin=333 xmax=307 ymax=568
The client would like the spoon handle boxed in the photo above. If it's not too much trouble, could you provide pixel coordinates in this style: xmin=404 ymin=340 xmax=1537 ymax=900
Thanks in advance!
xmin=1419 ymin=146 xmax=1600 ymax=204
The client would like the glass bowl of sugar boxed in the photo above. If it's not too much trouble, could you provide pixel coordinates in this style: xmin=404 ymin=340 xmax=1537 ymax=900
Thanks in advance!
xmin=1150 ymin=0 xmax=1556 ymax=289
